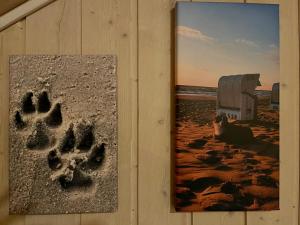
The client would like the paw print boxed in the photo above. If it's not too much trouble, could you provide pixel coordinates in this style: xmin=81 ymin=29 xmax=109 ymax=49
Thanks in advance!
xmin=47 ymin=121 xmax=105 ymax=189
xmin=14 ymin=91 xmax=106 ymax=190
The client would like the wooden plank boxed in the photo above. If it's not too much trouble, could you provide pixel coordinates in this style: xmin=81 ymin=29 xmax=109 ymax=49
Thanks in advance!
xmin=24 ymin=0 xmax=81 ymax=224
xmin=0 ymin=0 xmax=55 ymax=32
xmin=0 ymin=21 xmax=26 ymax=225
xmin=138 ymin=0 xmax=191 ymax=224
xmin=81 ymin=0 xmax=138 ymax=224
xmin=194 ymin=0 xmax=246 ymax=2
xmin=25 ymin=0 xmax=81 ymax=54
xmin=0 ymin=0 xmax=27 ymax=16
xmin=247 ymin=0 xmax=279 ymax=3
xmin=246 ymin=0 xmax=299 ymax=225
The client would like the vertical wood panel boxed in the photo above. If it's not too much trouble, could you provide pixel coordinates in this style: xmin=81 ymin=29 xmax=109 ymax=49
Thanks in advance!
xmin=25 ymin=0 xmax=81 ymax=54
xmin=24 ymin=0 xmax=81 ymax=224
xmin=246 ymin=0 xmax=299 ymax=225
xmin=0 ymin=0 xmax=298 ymax=224
xmin=0 ymin=21 xmax=26 ymax=225
xmin=189 ymin=1 xmax=245 ymax=224
xmin=138 ymin=0 xmax=191 ymax=225
xmin=81 ymin=0 xmax=138 ymax=225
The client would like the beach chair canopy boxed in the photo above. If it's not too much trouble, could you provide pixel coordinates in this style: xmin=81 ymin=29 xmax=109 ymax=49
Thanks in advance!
xmin=271 ymin=83 xmax=279 ymax=104
xmin=217 ymin=74 xmax=261 ymax=109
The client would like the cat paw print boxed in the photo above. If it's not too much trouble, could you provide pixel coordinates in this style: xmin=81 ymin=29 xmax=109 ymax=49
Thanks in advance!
xmin=14 ymin=91 xmax=105 ymax=189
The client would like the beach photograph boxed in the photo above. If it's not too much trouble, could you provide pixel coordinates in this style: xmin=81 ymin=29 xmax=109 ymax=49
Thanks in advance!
xmin=174 ymin=3 xmax=279 ymax=211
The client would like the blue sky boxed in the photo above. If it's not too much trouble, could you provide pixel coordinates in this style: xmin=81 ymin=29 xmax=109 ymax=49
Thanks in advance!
xmin=176 ymin=2 xmax=279 ymax=90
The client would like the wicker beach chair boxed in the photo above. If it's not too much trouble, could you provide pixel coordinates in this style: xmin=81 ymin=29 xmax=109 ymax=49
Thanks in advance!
xmin=216 ymin=74 xmax=261 ymax=120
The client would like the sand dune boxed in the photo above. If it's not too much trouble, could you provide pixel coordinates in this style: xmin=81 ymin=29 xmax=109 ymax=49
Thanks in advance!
xmin=175 ymin=95 xmax=279 ymax=211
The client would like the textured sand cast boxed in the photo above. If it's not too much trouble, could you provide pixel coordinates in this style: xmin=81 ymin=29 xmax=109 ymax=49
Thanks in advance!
xmin=9 ymin=55 xmax=117 ymax=214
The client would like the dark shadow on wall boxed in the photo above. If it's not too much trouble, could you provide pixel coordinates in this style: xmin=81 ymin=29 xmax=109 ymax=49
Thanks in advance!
xmin=0 ymin=0 xmax=27 ymax=16
xmin=170 ymin=4 xmax=177 ymax=213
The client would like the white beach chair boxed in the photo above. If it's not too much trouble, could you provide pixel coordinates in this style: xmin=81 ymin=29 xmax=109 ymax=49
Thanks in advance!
xmin=216 ymin=74 xmax=261 ymax=121
xmin=270 ymin=83 xmax=279 ymax=110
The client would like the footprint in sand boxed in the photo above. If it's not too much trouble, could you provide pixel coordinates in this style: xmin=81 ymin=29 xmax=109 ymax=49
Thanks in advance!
xmin=187 ymin=139 xmax=207 ymax=149
xmin=15 ymin=91 xmax=106 ymax=190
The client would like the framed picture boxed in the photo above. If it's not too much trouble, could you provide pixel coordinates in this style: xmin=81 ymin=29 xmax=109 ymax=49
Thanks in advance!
xmin=9 ymin=55 xmax=118 ymax=214
xmin=174 ymin=2 xmax=280 ymax=211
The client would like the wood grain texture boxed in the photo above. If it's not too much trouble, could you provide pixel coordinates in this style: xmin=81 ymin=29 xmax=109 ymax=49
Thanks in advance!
xmin=81 ymin=0 xmax=138 ymax=224
xmin=138 ymin=0 xmax=191 ymax=224
xmin=247 ymin=0 xmax=279 ymax=3
xmin=25 ymin=0 xmax=81 ymax=54
xmin=24 ymin=0 xmax=81 ymax=224
xmin=0 ymin=0 xmax=55 ymax=32
xmin=0 ymin=21 xmax=26 ymax=225
xmin=0 ymin=0 xmax=298 ymax=224
xmin=0 ymin=0 xmax=27 ymax=16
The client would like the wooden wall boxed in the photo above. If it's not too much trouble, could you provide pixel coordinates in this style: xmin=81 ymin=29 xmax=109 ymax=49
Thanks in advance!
xmin=0 ymin=0 xmax=298 ymax=225
xmin=0 ymin=0 xmax=27 ymax=16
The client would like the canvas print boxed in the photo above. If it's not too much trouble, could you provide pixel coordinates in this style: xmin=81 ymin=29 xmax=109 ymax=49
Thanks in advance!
xmin=175 ymin=3 xmax=279 ymax=211
xmin=9 ymin=55 xmax=117 ymax=214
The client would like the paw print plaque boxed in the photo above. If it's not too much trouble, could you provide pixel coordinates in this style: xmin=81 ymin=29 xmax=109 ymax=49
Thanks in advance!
xmin=9 ymin=55 xmax=117 ymax=214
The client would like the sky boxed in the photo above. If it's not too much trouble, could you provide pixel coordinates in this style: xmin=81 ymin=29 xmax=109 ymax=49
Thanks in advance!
xmin=176 ymin=2 xmax=279 ymax=90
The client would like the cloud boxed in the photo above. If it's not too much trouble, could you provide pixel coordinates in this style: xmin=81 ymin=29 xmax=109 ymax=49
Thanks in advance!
xmin=266 ymin=45 xmax=279 ymax=65
xmin=235 ymin=38 xmax=259 ymax=48
xmin=255 ymin=44 xmax=279 ymax=65
xmin=177 ymin=26 xmax=215 ymax=43
xmin=269 ymin=44 xmax=278 ymax=49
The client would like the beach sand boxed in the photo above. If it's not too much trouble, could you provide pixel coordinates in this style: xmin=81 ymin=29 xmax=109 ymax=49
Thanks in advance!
xmin=175 ymin=94 xmax=279 ymax=211
xmin=9 ymin=56 xmax=118 ymax=214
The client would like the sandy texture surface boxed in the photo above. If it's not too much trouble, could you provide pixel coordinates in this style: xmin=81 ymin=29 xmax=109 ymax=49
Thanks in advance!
xmin=175 ymin=95 xmax=279 ymax=211
xmin=9 ymin=55 xmax=117 ymax=214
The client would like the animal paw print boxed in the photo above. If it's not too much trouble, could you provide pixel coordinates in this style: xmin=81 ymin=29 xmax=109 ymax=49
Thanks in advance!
xmin=14 ymin=91 xmax=62 ymax=149
xmin=47 ymin=121 xmax=105 ymax=189
xmin=14 ymin=91 xmax=106 ymax=189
